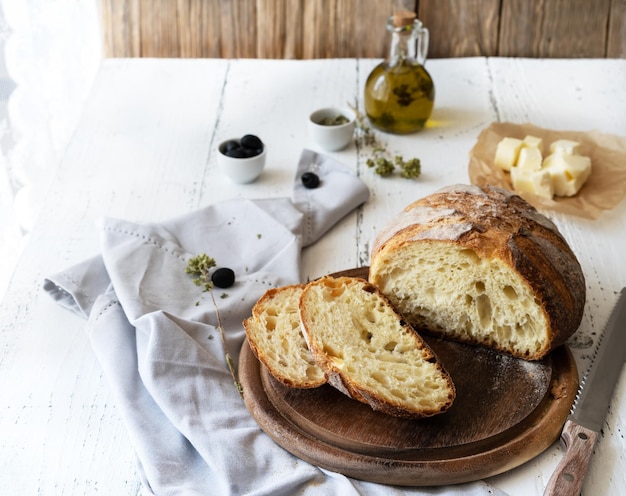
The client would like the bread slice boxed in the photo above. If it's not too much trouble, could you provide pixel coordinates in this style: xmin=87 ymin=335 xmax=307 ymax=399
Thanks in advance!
xmin=243 ymin=284 xmax=326 ymax=388
xmin=298 ymin=276 xmax=455 ymax=419
xmin=369 ymin=184 xmax=586 ymax=360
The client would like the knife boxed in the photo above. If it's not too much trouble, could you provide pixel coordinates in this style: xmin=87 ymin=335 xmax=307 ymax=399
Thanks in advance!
xmin=544 ymin=287 xmax=626 ymax=496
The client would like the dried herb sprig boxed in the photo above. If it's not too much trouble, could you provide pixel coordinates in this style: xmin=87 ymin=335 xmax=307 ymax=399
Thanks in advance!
xmin=185 ymin=254 xmax=243 ymax=398
xmin=319 ymin=114 xmax=350 ymax=126
xmin=351 ymin=104 xmax=421 ymax=180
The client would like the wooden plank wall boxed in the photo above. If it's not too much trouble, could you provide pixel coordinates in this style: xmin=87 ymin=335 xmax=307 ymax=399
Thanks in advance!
xmin=101 ymin=0 xmax=626 ymax=59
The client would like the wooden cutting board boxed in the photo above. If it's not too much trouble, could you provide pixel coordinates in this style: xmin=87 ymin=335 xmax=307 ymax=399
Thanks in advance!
xmin=239 ymin=267 xmax=578 ymax=486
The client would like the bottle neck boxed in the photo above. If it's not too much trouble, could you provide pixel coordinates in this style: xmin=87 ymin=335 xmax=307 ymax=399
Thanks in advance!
xmin=387 ymin=29 xmax=416 ymax=66
xmin=384 ymin=13 xmax=429 ymax=67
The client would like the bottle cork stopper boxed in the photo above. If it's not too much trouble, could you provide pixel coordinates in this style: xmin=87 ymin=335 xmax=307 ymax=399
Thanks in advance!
xmin=393 ymin=10 xmax=416 ymax=28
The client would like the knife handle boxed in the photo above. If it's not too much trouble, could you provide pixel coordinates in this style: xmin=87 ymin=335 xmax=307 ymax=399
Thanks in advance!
xmin=544 ymin=419 xmax=598 ymax=496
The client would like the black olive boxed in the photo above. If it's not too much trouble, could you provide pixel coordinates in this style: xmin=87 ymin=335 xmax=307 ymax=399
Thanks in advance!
xmin=241 ymin=134 xmax=263 ymax=150
xmin=225 ymin=147 xmax=248 ymax=158
xmin=212 ymin=267 xmax=235 ymax=288
xmin=222 ymin=140 xmax=241 ymax=153
xmin=301 ymin=172 xmax=320 ymax=189
xmin=241 ymin=146 xmax=260 ymax=158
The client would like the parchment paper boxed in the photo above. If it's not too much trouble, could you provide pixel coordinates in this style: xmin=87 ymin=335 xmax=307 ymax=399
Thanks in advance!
xmin=468 ymin=122 xmax=626 ymax=219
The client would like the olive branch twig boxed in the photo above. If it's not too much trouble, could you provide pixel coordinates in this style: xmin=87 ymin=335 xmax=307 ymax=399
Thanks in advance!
xmin=185 ymin=254 xmax=243 ymax=398
xmin=349 ymin=103 xmax=422 ymax=179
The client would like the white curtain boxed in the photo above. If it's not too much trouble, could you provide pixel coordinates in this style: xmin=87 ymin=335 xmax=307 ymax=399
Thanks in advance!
xmin=0 ymin=0 xmax=102 ymax=300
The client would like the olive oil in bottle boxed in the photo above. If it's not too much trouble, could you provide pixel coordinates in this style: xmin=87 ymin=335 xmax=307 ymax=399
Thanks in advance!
xmin=364 ymin=11 xmax=435 ymax=134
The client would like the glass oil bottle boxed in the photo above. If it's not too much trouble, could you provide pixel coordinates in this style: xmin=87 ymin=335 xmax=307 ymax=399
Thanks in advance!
xmin=364 ymin=11 xmax=435 ymax=134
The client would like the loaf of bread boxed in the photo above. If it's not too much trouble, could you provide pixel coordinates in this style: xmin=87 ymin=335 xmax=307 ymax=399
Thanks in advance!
xmin=298 ymin=276 xmax=455 ymax=419
xmin=369 ymin=184 xmax=586 ymax=360
xmin=243 ymin=284 xmax=326 ymax=388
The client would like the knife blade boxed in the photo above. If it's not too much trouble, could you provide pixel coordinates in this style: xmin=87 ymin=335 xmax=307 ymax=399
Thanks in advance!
xmin=544 ymin=287 xmax=626 ymax=496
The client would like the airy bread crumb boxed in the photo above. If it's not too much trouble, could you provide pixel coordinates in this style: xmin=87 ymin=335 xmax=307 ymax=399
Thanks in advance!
xmin=244 ymin=284 xmax=326 ymax=388
xmin=299 ymin=276 xmax=455 ymax=419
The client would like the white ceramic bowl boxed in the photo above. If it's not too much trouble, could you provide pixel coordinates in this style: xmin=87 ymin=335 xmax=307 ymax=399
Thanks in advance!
xmin=217 ymin=138 xmax=267 ymax=184
xmin=308 ymin=107 xmax=356 ymax=151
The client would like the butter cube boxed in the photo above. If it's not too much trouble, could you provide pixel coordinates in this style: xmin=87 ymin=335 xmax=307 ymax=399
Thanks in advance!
xmin=523 ymin=135 xmax=543 ymax=149
xmin=549 ymin=139 xmax=582 ymax=156
xmin=543 ymin=152 xmax=591 ymax=197
xmin=511 ymin=167 xmax=554 ymax=199
xmin=494 ymin=137 xmax=524 ymax=171
xmin=516 ymin=146 xmax=543 ymax=173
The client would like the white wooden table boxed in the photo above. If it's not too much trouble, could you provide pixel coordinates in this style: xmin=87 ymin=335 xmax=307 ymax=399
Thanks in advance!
xmin=1 ymin=57 xmax=625 ymax=495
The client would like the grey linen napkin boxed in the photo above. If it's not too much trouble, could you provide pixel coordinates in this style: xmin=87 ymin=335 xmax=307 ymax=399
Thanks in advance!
xmin=44 ymin=150 xmax=504 ymax=496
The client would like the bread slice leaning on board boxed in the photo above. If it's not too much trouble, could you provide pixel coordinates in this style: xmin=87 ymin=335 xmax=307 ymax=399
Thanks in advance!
xmin=369 ymin=184 xmax=586 ymax=360
xmin=298 ymin=276 xmax=456 ymax=419
xmin=243 ymin=284 xmax=326 ymax=389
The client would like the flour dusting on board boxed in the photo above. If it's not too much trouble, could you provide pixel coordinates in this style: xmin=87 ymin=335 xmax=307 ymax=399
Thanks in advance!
xmin=482 ymin=349 xmax=551 ymax=399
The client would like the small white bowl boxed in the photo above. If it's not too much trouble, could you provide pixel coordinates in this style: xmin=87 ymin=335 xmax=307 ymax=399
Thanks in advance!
xmin=217 ymin=138 xmax=267 ymax=184
xmin=308 ymin=107 xmax=356 ymax=151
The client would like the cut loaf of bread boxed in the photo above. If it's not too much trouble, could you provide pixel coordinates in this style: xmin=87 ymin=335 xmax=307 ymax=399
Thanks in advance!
xmin=299 ymin=276 xmax=456 ymax=419
xmin=243 ymin=284 xmax=326 ymax=388
xmin=369 ymin=184 xmax=586 ymax=360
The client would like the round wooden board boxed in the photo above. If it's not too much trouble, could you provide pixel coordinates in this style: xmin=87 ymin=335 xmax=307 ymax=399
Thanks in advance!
xmin=239 ymin=267 xmax=579 ymax=486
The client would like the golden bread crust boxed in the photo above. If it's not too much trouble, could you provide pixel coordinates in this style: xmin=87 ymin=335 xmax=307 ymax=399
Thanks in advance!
xmin=370 ymin=184 xmax=585 ymax=359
